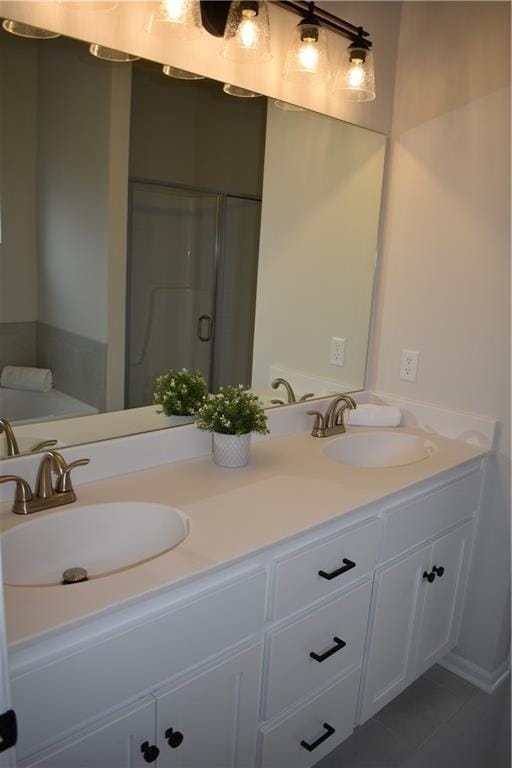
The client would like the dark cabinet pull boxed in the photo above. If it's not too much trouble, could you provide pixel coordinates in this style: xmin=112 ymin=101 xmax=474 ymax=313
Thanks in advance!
xmin=165 ymin=727 xmax=184 ymax=748
xmin=300 ymin=722 xmax=336 ymax=752
xmin=310 ymin=636 xmax=346 ymax=663
xmin=318 ymin=558 xmax=356 ymax=581
xmin=432 ymin=565 xmax=445 ymax=577
xmin=423 ymin=570 xmax=436 ymax=583
xmin=140 ymin=742 xmax=160 ymax=763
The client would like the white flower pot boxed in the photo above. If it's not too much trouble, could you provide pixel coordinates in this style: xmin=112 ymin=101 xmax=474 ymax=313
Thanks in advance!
xmin=213 ymin=432 xmax=251 ymax=468
xmin=162 ymin=414 xmax=194 ymax=427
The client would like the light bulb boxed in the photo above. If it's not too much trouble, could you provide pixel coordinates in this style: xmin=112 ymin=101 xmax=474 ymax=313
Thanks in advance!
xmin=238 ymin=17 xmax=258 ymax=49
xmin=348 ymin=60 xmax=365 ymax=88
xmin=163 ymin=0 xmax=187 ymax=22
xmin=221 ymin=1 xmax=272 ymax=64
xmin=298 ymin=41 xmax=319 ymax=71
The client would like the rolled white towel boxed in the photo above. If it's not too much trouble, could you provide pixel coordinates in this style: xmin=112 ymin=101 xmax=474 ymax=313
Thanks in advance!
xmin=347 ymin=404 xmax=402 ymax=427
xmin=0 ymin=365 xmax=53 ymax=393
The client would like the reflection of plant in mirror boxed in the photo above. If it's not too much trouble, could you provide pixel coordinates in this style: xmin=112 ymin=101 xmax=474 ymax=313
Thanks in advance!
xmin=196 ymin=386 xmax=269 ymax=436
xmin=153 ymin=369 xmax=207 ymax=416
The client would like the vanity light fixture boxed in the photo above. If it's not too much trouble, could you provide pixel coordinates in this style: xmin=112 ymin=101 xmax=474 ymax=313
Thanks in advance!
xmin=282 ymin=2 xmax=329 ymax=85
xmin=144 ymin=0 xmax=203 ymax=40
xmin=334 ymin=33 xmax=375 ymax=102
xmin=221 ymin=1 xmax=272 ymax=63
xmin=1 ymin=19 xmax=60 ymax=39
xmin=223 ymin=83 xmax=262 ymax=98
xmin=162 ymin=64 xmax=205 ymax=79
xmin=89 ymin=44 xmax=140 ymax=62
xmin=273 ymin=99 xmax=305 ymax=111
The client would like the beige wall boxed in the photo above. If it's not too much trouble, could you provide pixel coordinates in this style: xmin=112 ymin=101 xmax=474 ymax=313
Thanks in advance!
xmin=0 ymin=33 xmax=38 ymax=322
xmin=0 ymin=1 xmax=402 ymax=135
xmin=371 ymin=1 xmax=510 ymax=677
xmin=253 ymin=100 xmax=386 ymax=393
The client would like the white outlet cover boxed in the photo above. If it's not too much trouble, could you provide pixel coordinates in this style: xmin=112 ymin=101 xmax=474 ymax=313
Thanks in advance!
xmin=400 ymin=349 xmax=419 ymax=382
xmin=330 ymin=337 xmax=346 ymax=367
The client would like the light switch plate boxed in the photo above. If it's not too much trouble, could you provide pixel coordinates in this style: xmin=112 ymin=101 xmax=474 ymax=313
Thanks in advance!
xmin=400 ymin=349 xmax=419 ymax=382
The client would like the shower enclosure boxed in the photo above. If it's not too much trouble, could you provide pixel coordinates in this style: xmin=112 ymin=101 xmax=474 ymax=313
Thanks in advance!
xmin=126 ymin=181 xmax=261 ymax=408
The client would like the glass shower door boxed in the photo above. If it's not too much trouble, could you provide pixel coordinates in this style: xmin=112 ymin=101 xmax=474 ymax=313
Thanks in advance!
xmin=127 ymin=182 xmax=218 ymax=408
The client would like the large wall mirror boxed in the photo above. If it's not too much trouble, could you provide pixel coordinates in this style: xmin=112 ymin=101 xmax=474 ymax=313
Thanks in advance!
xmin=0 ymin=28 xmax=386 ymax=458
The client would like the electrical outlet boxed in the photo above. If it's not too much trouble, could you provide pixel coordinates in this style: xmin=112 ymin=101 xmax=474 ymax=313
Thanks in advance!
xmin=400 ymin=349 xmax=419 ymax=382
xmin=330 ymin=337 xmax=346 ymax=367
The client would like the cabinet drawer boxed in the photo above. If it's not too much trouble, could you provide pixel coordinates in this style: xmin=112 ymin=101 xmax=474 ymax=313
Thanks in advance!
xmin=260 ymin=668 xmax=360 ymax=768
xmin=12 ymin=570 xmax=266 ymax=758
xmin=265 ymin=581 xmax=371 ymax=719
xmin=382 ymin=470 xmax=481 ymax=561
xmin=272 ymin=518 xmax=382 ymax=620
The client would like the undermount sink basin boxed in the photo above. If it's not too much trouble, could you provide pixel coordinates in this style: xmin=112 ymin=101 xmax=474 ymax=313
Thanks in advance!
xmin=2 ymin=502 xmax=189 ymax=587
xmin=323 ymin=431 xmax=437 ymax=468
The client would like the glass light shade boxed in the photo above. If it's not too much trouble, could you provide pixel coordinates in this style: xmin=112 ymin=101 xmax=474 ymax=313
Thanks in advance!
xmin=273 ymin=100 xmax=305 ymax=112
xmin=162 ymin=65 xmax=205 ymax=80
xmin=2 ymin=20 xmax=60 ymax=39
xmin=221 ymin=1 xmax=272 ymax=64
xmin=144 ymin=0 xmax=203 ymax=41
xmin=56 ymin=1 xmax=118 ymax=10
xmin=223 ymin=83 xmax=262 ymax=98
xmin=283 ymin=21 xmax=330 ymax=86
xmin=89 ymin=44 xmax=139 ymax=62
xmin=335 ymin=44 xmax=375 ymax=102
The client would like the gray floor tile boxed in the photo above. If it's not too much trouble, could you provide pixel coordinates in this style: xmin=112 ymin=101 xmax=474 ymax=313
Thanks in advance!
xmin=374 ymin=675 xmax=467 ymax=749
xmin=315 ymin=718 xmax=411 ymax=768
xmin=423 ymin=665 xmax=479 ymax=701
xmin=397 ymin=678 xmax=510 ymax=768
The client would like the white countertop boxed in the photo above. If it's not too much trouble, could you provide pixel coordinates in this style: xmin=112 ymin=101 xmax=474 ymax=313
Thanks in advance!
xmin=1 ymin=426 xmax=486 ymax=647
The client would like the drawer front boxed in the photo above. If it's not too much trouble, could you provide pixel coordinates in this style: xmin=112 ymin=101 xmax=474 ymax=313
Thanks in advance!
xmin=272 ymin=518 xmax=382 ymax=620
xmin=260 ymin=668 xmax=360 ymax=768
xmin=12 ymin=570 xmax=266 ymax=758
xmin=266 ymin=581 xmax=372 ymax=719
xmin=382 ymin=470 xmax=481 ymax=561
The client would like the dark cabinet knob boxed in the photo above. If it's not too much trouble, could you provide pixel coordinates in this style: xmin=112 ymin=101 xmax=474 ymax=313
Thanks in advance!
xmin=432 ymin=565 xmax=445 ymax=577
xmin=140 ymin=741 xmax=160 ymax=763
xmin=165 ymin=727 xmax=184 ymax=749
xmin=423 ymin=570 xmax=436 ymax=583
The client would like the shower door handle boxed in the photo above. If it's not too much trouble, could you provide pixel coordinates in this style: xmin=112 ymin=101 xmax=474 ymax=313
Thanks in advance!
xmin=197 ymin=314 xmax=214 ymax=342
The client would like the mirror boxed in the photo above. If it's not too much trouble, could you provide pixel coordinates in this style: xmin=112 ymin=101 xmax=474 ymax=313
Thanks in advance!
xmin=0 ymin=30 xmax=386 ymax=457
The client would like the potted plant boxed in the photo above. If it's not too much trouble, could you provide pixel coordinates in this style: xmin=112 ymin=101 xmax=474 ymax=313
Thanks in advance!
xmin=195 ymin=385 xmax=269 ymax=467
xmin=153 ymin=369 xmax=207 ymax=426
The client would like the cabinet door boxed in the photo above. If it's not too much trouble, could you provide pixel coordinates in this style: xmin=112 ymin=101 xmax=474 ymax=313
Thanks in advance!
xmin=155 ymin=645 xmax=262 ymax=768
xmin=359 ymin=545 xmax=430 ymax=723
xmin=415 ymin=521 xmax=474 ymax=676
xmin=23 ymin=698 xmax=156 ymax=768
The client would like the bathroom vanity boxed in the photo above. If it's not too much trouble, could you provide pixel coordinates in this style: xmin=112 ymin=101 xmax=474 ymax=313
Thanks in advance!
xmin=1 ymin=425 xmax=486 ymax=767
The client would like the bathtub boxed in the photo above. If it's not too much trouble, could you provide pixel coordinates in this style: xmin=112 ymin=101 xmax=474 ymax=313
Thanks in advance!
xmin=0 ymin=387 xmax=98 ymax=425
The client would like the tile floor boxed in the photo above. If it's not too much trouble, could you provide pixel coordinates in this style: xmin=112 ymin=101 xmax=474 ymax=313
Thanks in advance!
xmin=316 ymin=665 xmax=511 ymax=768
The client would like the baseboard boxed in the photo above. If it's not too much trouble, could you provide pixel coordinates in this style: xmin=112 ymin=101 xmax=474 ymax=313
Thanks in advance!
xmin=439 ymin=650 xmax=510 ymax=694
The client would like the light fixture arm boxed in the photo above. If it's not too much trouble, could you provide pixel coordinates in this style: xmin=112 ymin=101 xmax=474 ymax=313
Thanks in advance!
xmin=200 ymin=0 xmax=373 ymax=47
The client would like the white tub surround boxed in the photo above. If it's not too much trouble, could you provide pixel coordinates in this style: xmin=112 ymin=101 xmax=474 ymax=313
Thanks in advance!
xmin=0 ymin=387 xmax=97 ymax=425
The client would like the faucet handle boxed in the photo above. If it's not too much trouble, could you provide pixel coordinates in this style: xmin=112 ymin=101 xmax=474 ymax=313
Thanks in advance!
xmin=307 ymin=410 xmax=325 ymax=437
xmin=299 ymin=392 xmax=315 ymax=403
xmin=0 ymin=475 xmax=33 ymax=503
xmin=55 ymin=458 xmax=90 ymax=494
xmin=29 ymin=439 xmax=58 ymax=454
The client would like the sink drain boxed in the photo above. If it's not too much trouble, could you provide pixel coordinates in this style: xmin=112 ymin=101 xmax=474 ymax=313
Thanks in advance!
xmin=62 ymin=567 xmax=88 ymax=585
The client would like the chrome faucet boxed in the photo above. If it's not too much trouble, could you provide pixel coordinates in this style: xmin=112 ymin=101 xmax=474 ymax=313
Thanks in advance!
xmin=308 ymin=394 xmax=357 ymax=437
xmin=0 ymin=450 xmax=90 ymax=515
xmin=270 ymin=378 xmax=314 ymax=405
xmin=0 ymin=417 xmax=58 ymax=457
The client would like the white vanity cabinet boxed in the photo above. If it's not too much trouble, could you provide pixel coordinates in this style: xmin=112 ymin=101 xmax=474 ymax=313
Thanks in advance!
xmin=22 ymin=698 xmax=157 ymax=768
xmin=9 ymin=459 xmax=484 ymax=768
xmin=359 ymin=469 xmax=480 ymax=723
